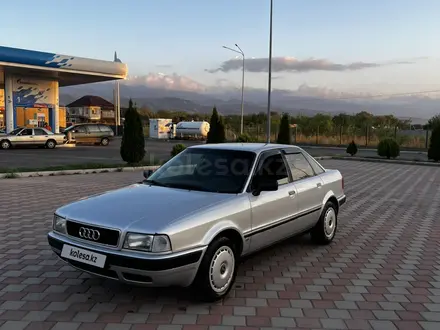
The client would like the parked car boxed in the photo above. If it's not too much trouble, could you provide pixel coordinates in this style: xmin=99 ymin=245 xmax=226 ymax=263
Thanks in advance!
xmin=63 ymin=123 xmax=114 ymax=146
xmin=0 ymin=127 xmax=5 ymax=134
xmin=0 ymin=127 xmax=67 ymax=149
xmin=47 ymin=143 xmax=346 ymax=301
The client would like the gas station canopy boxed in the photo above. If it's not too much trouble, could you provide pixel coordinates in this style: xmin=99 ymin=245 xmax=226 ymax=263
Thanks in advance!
xmin=0 ymin=46 xmax=127 ymax=87
xmin=0 ymin=45 xmax=128 ymax=133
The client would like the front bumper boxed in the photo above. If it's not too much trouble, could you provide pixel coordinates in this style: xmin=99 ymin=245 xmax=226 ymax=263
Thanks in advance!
xmin=47 ymin=231 xmax=205 ymax=287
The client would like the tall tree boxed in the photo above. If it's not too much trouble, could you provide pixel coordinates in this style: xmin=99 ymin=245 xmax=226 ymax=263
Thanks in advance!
xmin=428 ymin=115 xmax=440 ymax=130
xmin=277 ymin=113 xmax=291 ymax=144
xmin=428 ymin=115 xmax=440 ymax=161
xmin=207 ymin=107 xmax=225 ymax=144
xmin=120 ymin=99 xmax=145 ymax=164
xmin=354 ymin=111 xmax=374 ymax=128
xmin=332 ymin=113 xmax=350 ymax=128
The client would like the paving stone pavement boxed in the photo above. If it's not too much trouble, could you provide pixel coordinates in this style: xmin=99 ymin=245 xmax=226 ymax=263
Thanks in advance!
xmin=1 ymin=159 xmax=440 ymax=330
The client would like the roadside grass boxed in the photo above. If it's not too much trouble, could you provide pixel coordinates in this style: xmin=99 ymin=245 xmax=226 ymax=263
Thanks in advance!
xmin=3 ymin=170 xmax=19 ymax=179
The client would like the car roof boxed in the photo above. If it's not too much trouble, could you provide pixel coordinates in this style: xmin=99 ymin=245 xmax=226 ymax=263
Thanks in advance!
xmin=188 ymin=143 xmax=303 ymax=153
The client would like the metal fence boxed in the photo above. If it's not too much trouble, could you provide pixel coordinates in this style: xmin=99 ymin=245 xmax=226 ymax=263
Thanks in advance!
xmin=226 ymin=123 xmax=430 ymax=149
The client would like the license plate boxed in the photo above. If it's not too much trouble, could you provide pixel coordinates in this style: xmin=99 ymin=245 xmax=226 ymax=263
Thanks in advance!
xmin=61 ymin=244 xmax=107 ymax=268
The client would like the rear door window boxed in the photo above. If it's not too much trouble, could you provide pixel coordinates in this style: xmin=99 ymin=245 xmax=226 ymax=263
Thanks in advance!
xmin=284 ymin=153 xmax=315 ymax=181
xmin=87 ymin=124 xmax=101 ymax=133
xmin=98 ymin=125 xmax=112 ymax=132
xmin=303 ymin=152 xmax=325 ymax=175
xmin=34 ymin=128 xmax=47 ymax=136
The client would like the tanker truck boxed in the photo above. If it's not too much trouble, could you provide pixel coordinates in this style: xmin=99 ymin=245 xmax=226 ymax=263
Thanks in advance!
xmin=175 ymin=121 xmax=210 ymax=140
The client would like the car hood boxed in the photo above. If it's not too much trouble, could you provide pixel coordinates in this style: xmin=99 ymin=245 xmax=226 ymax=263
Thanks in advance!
xmin=56 ymin=183 xmax=236 ymax=232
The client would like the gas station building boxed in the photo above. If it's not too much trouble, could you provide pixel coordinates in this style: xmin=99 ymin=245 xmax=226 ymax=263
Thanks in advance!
xmin=0 ymin=46 xmax=127 ymax=133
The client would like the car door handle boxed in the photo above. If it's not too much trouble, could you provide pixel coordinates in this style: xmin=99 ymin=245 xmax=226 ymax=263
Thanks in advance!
xmin=316 ymin=183 xmax=322 ymax=188
xmin=288 ymin=190 xmax=296 ymax=196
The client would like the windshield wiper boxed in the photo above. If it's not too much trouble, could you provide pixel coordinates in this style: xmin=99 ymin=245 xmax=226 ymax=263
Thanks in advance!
xmin=144 ymin=179 xmax=170 ymax=187
xmin=169 ymin=183 xmax=211 ymax=192
xmin=144 ymin=180 xmax=212 ymax=192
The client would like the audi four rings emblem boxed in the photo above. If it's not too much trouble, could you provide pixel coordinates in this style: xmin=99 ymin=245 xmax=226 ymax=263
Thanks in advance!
xmin=78 ymin=227 xmax=101 ymax=241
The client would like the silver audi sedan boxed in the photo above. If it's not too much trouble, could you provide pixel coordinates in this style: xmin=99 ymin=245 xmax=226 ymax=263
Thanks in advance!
xmin=48 ymin=143 xmax=346 ymax=301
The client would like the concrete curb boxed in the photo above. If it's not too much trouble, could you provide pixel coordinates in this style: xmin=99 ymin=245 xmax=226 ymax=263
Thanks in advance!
xmin=303 ymin=145 xmax=427 ymax=154
xmin=2 ymin=155 xmax=439 ymax=179
xmin=332 ymin=156 xmax=440 ymax=167
xmin=0 ymin=165 xmax=161 ymax=179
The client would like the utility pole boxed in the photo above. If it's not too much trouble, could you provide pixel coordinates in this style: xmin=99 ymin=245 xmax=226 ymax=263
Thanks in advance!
xmin=114 ymin=51 xmax=122 ymax=136
xmin=266 ymin=0 xmax=274 ymax=144
xmin=222 ymin=44 xmax=245 ymax=134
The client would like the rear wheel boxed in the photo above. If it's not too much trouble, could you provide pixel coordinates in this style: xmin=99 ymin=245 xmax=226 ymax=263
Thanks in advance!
xmin=192 ymin=237 xmax=238 ymax=302
xmin=310 ymin=201 xmax=338 ymax=245
xmin=45 ymin=139 xmax=56 ymax=149
xmin=0 ymin=140 xmax=11 ymax=150
xmin=101 ymin=137 xmax=110 ymax=146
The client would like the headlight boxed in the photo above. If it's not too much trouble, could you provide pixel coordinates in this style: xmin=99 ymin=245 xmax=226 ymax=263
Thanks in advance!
xmin=53 ymin=214 xmax=67 ymax=234
xmin=123 ymin=233 xmax=171 ymax=253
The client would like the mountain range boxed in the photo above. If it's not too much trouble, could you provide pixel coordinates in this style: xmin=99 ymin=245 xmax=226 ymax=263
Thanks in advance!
xmin=59 ymin=73 xmax=440 ymax=125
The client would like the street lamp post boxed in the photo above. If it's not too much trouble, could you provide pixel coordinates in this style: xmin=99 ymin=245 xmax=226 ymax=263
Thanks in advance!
xmin=266 ymin=0 xmax=273 ymax=144
xmin=222 ymin=44 xmax=245 ymax=135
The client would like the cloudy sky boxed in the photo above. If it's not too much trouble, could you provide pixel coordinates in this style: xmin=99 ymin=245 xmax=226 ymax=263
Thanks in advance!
xmin=2 ymin=0 xmax=440 ymax=96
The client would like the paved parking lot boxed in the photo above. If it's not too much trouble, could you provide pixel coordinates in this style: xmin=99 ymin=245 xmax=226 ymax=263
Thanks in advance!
xmin=1 ymin=160 xmax=440 ymax=330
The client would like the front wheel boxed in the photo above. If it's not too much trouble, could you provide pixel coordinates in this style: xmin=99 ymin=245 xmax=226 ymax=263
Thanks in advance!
xmin=192 ymin=237 xmax=238 ymax=302
xmin=0 ymin=140 xmax=11 ymax=150
xmin=310 ymin=201 xmax=338 ymax=245
xmin=45 ymin=140 xmax=57 ymax=149
xmin=101 ymin=137 xmax=109 ymax=146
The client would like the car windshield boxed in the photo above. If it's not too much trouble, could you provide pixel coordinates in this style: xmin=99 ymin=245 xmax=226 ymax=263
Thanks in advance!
xmin=8 ymin=128 xmax=23 ymax=135
xmin=145 ymin=148 xmax=256 ymax=194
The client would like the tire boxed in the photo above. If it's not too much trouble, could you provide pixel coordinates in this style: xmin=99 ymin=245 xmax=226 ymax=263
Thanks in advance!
xmin=45 ymin=140 xmax=57 ymax=149
xmin=310 ymin=201 xmax=338 ymax=245
xmin=0 ymin=140 xmax=11 ymax=150
xmin=101 ymin=137 xmax=110 ymax=146
xmin=192 ymin=237 xmax=238 ymax=302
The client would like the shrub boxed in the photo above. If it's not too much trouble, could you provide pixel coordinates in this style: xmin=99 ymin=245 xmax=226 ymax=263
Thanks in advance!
xmin=171 ymin=143 xmax=186 ymax=157
xmin=428 ymin=124 xmax=440 ymax=161
xmin=346 ymin=140 xmax=358 ymax=156
xmin=120 ymin=99 xmax=145 ymax=164
xmin=377 ymin=138 xmax=400 ymax=159
xmin=236 ymin=133 xmax=254 ymax=142
xmin=207 ymin=107 xmax=226 ymax=144
xmin=277 ymin=113 xmax=291 ymax=144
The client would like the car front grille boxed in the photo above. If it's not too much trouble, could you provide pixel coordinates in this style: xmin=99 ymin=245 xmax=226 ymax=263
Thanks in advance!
xmin=66 ymin=220 xmax=120 ymax=247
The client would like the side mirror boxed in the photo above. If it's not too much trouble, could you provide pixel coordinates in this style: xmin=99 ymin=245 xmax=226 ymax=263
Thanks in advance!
xmin=143 ymin=169 xmax=154 ymax=179
xmin=252 ymin=176 xmax=278 ymax=196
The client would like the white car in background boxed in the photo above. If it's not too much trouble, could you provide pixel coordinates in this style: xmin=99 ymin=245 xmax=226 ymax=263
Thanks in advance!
xmin=0 ymin=127 xmax=66 ymax=149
